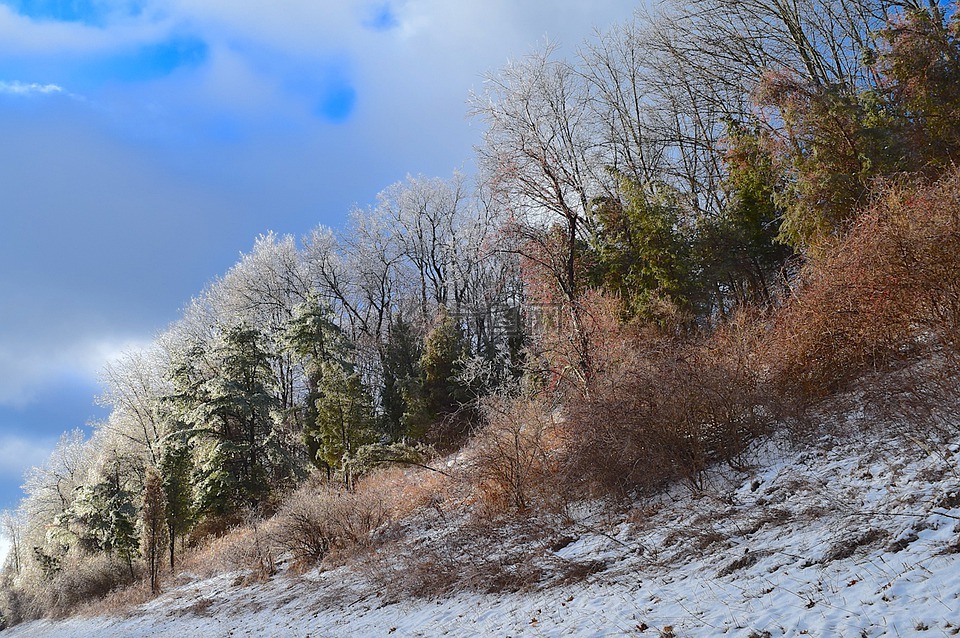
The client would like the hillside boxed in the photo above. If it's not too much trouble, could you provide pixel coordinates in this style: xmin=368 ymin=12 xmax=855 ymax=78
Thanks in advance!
xmin=5 ymin=393 xmax=959 ymax=637
xmin=3 ymin=2 xmax=960 ymax=635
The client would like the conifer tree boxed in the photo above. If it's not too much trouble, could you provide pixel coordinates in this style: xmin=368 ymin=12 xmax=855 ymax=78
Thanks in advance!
xmin=310 ymin=361 xmax=377 ymax=486
xmin=283 ymin=295 xmax=350 ymax=467
xmin=380 ymin=315 xmax=422 ymax=441
xmin=157 ymin=425 xmax=193 ymax=571
xmin=403 ymin=308 xmax=472 ymax=443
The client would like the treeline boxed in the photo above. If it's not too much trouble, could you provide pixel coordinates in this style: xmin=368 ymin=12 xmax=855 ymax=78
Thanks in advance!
xmin=3 ymin=0 xmax=960 ymax=623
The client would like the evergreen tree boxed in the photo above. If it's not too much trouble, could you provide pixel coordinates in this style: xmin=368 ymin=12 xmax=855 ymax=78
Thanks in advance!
xmin=59 ymin=462 xmax=139 ymax=577
xmin=310 ymin=361 xmax=377 ymax=486
xmin=174 ymin=325 xmax=281 ymax=517
xmin=380 ymin=315 xmax=422 ymax=441
xmin=697 ymin=121 xmax=793 ymax=311
xmin=157 ymin=424 xmax=193 ymax=571
xmin=589 ymin=180 xmax=700 ymax=326
xmin=283 ymin=296 xmax=350 ymax=468
xmin=403 ymin=308 xmax=472 ymax=443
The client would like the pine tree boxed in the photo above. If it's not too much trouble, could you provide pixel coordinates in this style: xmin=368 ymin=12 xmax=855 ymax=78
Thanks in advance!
xmin=283 ymin=296 xmax=351 ymax=468
xmin=310 ymin=361 xmax=377 ymax=487
xmin=402 ymin=308 xmax=472 ymax=444
xmin=157 ymin=426 xmax=193 ymax=571
xmin=380 ymin=315 xmax=422 ymax=441
xmin=184 ymin=325 xmax=280 ymax=515
xmin=589 ymin=180 xmax=700 ymax=326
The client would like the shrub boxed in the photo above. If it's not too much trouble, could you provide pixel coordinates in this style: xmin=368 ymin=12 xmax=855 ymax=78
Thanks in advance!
xmin=38 ymin=554 xmax=136 ymax=619
xmin=562 ymin=316 xmax=771 ymax=496
xmin=470 ymin=392 xmax=561 ymax=512
xmin=274 ymin=478 xmax=390 ymax=567
xmin=766 ymin=170 xmax=960 ymax=401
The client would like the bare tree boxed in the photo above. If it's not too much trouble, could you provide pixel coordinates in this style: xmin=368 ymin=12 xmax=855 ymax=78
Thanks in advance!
xmin=98 ymin=347 xmax=170 ymax=468
xmin=471 ymin=43 xmax=606 ymax=305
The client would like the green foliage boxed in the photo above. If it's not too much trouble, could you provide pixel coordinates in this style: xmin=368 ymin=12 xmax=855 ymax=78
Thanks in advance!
xmin=140 ymin=467 xmax=168 ymax=593
xmin=192 ymin=325 xmax=280 ymax=513
xmin=380 ymin=315 xmax=422 ymax=441
xmin=589 ymin=180 xmax=699 ymax=325
xmin=402 ymin=309 xmax=473 ymax=441
xmin=285 ymin=295 xmax=355 ymax=468
xmin=757 ymin=75 xmax=901 ymax=249
xmin=344 ymin=441 xmax=432 ymax=479
xmin=877 ymin=4 xmax=960 ymax=170
xmin=309 ymin=361 xmax=377 ymax=483
xmin=157 ymin=425 xmax=193 ymax=570
xmin=191 ymin=440 xmax=243 ymax=516
xmin=700 ymin=121 xmax=793 ymax=307
xmin=58 ymin=471 xmax=139 ymax=572
xmin=753 ymin=5 xmax=960 ymax=251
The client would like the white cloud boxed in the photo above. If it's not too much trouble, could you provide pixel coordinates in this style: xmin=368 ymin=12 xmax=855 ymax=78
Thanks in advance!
xmin=0 ymin=337 xmax=152 ymax=408
xmin=0 ymin=80 xmax=64 ymax=96
xmin=0 ymin=434 xmax=55 ymax=479
xmin=0 ymin=4 xmax=170 ymax=55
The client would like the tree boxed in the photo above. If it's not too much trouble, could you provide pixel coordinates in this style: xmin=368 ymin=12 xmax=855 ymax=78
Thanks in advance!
xmin=379 ymin=315 xmax=422 ymax=441
xmin=1 ymin=511 xmax=23 ymax=576
xmin=283 ymin=294 xmax=350 ymax=467
xmin=169 ymin=325 xmax=282 ymax=518
xmin=589 ymin=179 xmax=700 ymax=326
xmin=699 ymin=120 xmax=793 ymax=310
xmin=403 ymin=308 xmax=473 ymax=445
xmin=471 ymin=44 xmax=603 ymax=307
xmin=876 ymin=3 xmax=960 ymax=171
xmin=309 ymin=361 xmax=377 ymax=487
xmin=58 ymin=464 xmax=138 ymax=577
xmin=156 ymin=424 xmax=193 ymax=571
xmin=140 ymin=468 xmax=168 ymax=593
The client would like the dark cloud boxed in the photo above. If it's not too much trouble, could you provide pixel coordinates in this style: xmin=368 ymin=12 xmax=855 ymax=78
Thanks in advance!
xmin=0 ymin=376 xmax=106 ymax=511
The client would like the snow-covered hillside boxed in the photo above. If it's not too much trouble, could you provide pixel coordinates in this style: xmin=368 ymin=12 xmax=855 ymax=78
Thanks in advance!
xmin=5 ymin=422 xmax=960 ymax=637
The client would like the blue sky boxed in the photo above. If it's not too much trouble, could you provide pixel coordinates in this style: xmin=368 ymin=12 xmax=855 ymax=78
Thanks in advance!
xmin=0 ymin=0 xmax=640 ymax=517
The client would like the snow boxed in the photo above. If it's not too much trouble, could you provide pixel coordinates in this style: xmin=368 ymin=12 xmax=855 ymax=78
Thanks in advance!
xmin=5 ymin=425 xmax=960 ymax=637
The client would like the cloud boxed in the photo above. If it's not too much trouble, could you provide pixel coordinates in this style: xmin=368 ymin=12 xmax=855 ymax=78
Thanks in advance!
xmin=0 ymin=79 xmax=62 ymax=94
xmin=85 ymin=33 xmax=209 ymax=84
xmin=363 ymin=2 xmax=400 ymax=31
xmin=0 ymin=337 xmax=152 ymax=409
xmin=3 ymin=0 xmax=146 ymax=26
xmin=315 ymin=78 xmax=356 ymax=122
xmin=0 ymin=4 xmax=167 ymax=55
xmin=0 ymin=433 xmax=55 ymax=479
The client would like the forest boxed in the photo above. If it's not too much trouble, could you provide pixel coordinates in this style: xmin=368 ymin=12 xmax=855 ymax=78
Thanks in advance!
xmin=2 ymin=0 xmax=960 ymax=624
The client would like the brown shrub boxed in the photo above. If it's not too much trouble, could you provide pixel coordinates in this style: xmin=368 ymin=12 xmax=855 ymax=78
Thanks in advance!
xmin=562 ymin=314 xmax=773 ymax=496
xmin=765 ymin=171 xmax=960 ymax=400
xmin=178 ymin=515 xmax=280 ymax=581
xmin=470 ymin=393 xmax=562 ymax=512
xmin=357 ymin=460 xmax=458 ymax=521
xmin=34 ymin=554 xmax=136 ymax=619
xmin=274 ymin=478 xmax=391 ymax=568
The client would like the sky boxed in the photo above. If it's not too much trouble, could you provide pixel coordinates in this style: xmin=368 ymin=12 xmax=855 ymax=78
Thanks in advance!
xmin=0 ymin=0 xmax=641 ymax=529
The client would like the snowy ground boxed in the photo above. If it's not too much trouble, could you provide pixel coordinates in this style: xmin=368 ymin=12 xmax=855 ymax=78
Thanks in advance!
xmin=5 ymin=422 xmax=960 ymax=637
